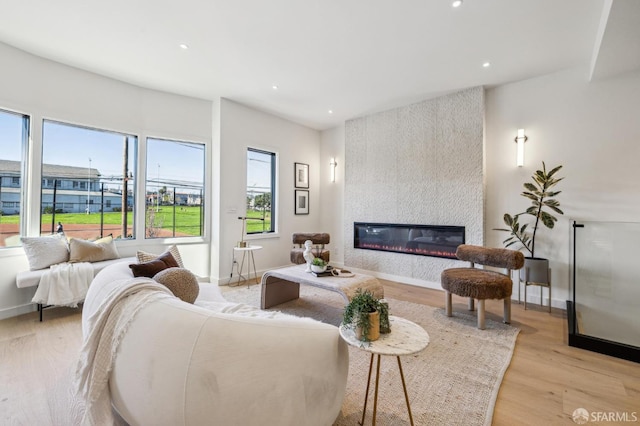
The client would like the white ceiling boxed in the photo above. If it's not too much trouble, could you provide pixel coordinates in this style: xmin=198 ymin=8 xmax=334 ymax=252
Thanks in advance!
xmin=0 ymin=0 xmax=636 ymax=130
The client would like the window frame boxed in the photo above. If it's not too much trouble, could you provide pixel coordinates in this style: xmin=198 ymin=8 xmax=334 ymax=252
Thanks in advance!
xmin=0 ymin=107 xmax=30 ymax=249
xmin=143 ymin=136 xmax=207 ymax=241
xmin=246 ymin=147 xmax=277 ymax=235
xmin=40 ymin=119 xmax=138 ymax=239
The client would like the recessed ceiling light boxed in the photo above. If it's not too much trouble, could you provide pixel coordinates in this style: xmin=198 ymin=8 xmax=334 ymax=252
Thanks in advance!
xmin=452 ymin=0 xmax=463 ymax=8
xmin=482 ymin=61 xmax=491 ymax=68
xmin=328 ymin=110 xmax=333 ymax=114
xmin=179 ymin=44 xmax=189 ymax=50
xmin=272 ymin=85 xmax=279 ymax=90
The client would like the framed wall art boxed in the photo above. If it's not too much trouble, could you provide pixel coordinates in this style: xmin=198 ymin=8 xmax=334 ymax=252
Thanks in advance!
xmin=294 ymin=162 xmax=309 ymax=188
xmin=294 ymin=189 xmax=309 ymax=215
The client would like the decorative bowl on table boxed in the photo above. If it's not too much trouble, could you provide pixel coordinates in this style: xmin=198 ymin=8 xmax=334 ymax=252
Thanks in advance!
xmin=311 ymin=264 xmax=327 ymax=273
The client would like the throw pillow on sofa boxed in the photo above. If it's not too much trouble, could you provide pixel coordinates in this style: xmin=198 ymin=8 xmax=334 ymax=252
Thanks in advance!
xmin=69 ymin=235 xmax=120 ymax=263
xmin=20 ymin=234 xmax=70 ymax=270
xmin=129 ymin=251 xmax=180 ymax=278
xmin=136 ymin=244 xmax=184 ymax=268
xmin=153 ymin=267 xmax=200 ymax=303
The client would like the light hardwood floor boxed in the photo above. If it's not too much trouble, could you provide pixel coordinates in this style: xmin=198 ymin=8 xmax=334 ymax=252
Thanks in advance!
xmin=1 ymin=280 xmax=638 ymax=425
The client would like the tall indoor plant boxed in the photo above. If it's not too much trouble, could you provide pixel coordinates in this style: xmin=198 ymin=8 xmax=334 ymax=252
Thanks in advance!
xmin=495 ymin=162 xmax=564 ymax=284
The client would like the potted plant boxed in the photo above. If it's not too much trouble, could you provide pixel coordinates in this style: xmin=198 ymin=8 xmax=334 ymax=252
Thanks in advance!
xmin=311 ymin=257 xmax=327 ymax=273
xmin=495 ymin=162 xmax=564 ymax=285
xmin=343 ymin=289 xmax=384 ymax=342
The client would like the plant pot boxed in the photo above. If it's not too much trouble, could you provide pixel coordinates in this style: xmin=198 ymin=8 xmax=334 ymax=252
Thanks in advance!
xmin=311 ymin=264 xmax=327 ymax=273
xmin=520 ymin=257 xmax=550 ymax=284
xmin=356 ymin=310 xmax=380 ymax=342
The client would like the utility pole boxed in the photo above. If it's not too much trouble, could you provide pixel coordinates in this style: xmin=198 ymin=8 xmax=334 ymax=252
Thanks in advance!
xmin=121 ymin=137 xmax=128 ymax=239
xmin=87 ymin=157 xmax=91 ymax=214
xmin=157 ymin=163 xmax=160 ymax=212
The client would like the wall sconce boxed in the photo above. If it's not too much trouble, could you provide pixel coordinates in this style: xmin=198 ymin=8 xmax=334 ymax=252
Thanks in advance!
xmin=330 ymin=157 xmax=337 ymax=182
xmin=514 ymin=129 xmax=527 ymax=167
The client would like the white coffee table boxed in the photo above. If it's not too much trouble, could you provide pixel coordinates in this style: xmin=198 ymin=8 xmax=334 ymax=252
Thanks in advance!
xmin=260 ymin=264 xmax=384 ymax=309
xmin=339 ymin=316 xmax=430 ymax=426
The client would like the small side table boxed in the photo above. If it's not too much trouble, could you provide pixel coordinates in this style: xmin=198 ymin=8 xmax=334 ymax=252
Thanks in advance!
xmin=229 ymin=245 xmax=262 ymax=287
xmin=339 ymin=316 xmax=430 ymax=426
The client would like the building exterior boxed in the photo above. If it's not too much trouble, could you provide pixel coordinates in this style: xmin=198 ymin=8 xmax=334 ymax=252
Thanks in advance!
xmin=0 ymin=159 xmax=130 ymax=215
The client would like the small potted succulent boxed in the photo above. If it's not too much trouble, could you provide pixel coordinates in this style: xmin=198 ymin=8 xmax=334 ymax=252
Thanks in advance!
xmin=343 ymin=289 xmax=387 ymax=342
xmin=311 ymin=257 xmax=327 ymax=273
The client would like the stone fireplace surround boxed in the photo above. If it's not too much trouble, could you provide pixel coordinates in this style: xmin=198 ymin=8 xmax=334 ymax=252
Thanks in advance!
xmin=344 ymin=87 xmax=484 ymax=286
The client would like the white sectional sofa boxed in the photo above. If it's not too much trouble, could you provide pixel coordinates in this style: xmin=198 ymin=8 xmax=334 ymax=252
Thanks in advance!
xmin=81 ymin=261 xmax=349 ymax=426
xmin=16 ymin=257 xmax=136 ymax=289
xmin=16 ymin=256 xmax=136 ymax=321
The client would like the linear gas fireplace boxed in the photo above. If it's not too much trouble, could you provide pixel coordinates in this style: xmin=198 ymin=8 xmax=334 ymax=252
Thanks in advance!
xmin=354 ymin=222 xmax=465 ymax=260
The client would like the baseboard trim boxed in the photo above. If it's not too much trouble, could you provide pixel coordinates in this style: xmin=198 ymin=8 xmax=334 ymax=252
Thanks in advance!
xmin=0 ymin=303 xmax=36 ymax=321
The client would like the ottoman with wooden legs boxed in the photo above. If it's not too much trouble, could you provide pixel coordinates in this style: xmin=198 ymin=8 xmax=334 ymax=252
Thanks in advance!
xmin=441 ymin=244 xmax=524 ymax=330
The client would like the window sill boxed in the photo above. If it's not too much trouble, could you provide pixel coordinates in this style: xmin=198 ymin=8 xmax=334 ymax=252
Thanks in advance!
xmin=122 ymin=236 xmax=208 ymax=246
xmin=0 ymin=246 xmax=29 ymax=258
xmin=245 ymin=232 xmax=280 ymax=241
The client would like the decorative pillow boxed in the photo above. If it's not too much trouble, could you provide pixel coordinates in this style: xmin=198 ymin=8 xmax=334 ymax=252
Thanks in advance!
xmin=69 ymin=236 xmax=120 ymax=263
xmin=93 ymin=234 xmax=113 ymax=244
xmin=20 ymin=234 xmax=70 ymax=270
xmin=136 ymin=245 xmax=184 ymax=268
xmin=129 ymin=251 xmax=180 ymax=278
xmin=153 ymin=267 xmax=200 ymax=304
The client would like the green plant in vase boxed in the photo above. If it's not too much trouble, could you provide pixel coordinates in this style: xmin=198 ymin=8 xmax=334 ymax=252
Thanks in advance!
xmin=311 ymin=257 xmax=327 ymax=273
xmin=312 ymin=257 xmax=326 ymax=267
xmin=494 ymin=161 xmax=564 ymax=288
xmin=343 ymin=289 xmax=384 ymax=342
xmin=495 ymin=162 xmax=564 ymax=257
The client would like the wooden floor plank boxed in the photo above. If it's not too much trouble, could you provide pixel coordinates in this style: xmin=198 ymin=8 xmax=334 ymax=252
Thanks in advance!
xmin=0 ymin=280 xmax=638 ymax=425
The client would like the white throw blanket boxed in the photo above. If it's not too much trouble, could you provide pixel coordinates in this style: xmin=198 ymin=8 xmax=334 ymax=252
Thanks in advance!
xmin=32 ymin=262 xmax=94 ymax=307
xmin=75 ymin=277 xmax=173 ymax=426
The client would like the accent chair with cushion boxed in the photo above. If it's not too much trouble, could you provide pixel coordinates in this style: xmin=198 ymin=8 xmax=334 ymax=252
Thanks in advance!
xmin=290 ymin=232 xmax=330 ymax=264
xmin=440 ymin=244 xmax=524 ymax=329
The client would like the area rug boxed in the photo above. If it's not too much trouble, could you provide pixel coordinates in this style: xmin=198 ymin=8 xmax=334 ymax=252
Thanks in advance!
xmin=223 ymin=284 xmax=519 ymax=426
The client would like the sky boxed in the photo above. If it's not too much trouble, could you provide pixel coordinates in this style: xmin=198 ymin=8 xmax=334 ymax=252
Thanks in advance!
xmin=0 ymin=111 xmax=207 ymax=193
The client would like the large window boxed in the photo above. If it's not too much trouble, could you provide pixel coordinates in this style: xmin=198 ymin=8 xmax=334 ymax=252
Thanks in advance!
xmin=246 ymin=148 xmax=276 ymax=234
xmin=145 ymin=138 xmax=205 ymax=239
xmin=41 ymin=120 xmax=137 ymax=239
xmin=0 ymin=109 xmax=29 ymax=248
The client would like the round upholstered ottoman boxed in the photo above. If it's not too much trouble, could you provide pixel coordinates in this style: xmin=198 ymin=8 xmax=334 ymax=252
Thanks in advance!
xmin=441 ymin=268 xmax=513 ymax=301
xmin=440 ymin=244 xmax=523 ymax=330
xmin=440 ymin=267 xmax=513 ymax=330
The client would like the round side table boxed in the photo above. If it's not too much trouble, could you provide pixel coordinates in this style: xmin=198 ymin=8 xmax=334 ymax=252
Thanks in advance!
xmin=229 ymin=245 xmax=262 ymax=287
xmin=339 ymin=316 xmax=429 ymax=426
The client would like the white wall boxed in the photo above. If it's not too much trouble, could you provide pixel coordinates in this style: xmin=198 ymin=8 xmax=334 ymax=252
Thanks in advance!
xmin=320 ymin=125 xmax=345 ymax=265
xmin=0 ymin=42 xmax=212 ymax=319
xmin=212 ymin=98 xmax=322 ymax=284
xmin=485 ymin=66 xmax=640 ymax=307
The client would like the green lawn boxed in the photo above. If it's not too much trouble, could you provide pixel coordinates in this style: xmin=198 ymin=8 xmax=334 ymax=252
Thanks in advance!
xmin=1 ymin=206 xmax=270 ymax=236
xmin=148 ymin=206 xmax=203 ymax=236
xmin=245 ymin=209 xmax=272 ymax=233
xmin=1 ymin=206 xmax=203 ymax=236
